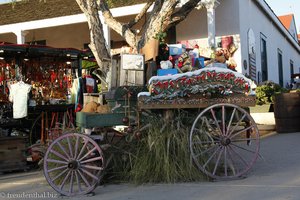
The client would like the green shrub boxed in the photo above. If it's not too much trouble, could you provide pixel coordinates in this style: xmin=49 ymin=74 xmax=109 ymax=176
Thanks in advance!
xmin=255 ymin=81 xmax=286 ymax=105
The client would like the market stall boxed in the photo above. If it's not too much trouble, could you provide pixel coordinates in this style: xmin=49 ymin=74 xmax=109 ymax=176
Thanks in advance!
xmin=0 ymin=43 xmax=87 ymax=171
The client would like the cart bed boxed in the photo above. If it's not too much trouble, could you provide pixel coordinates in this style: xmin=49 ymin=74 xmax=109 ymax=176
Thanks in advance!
xmin=76 ymin=112 xmax=125 ymax=128
xmin=138 ymin=94 xmax=255 ymax=110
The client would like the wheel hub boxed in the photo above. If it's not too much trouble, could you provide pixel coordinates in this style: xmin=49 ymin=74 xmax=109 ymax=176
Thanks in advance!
xmin=220 ymin=137 xmax=231 ymax=146
xmin=68 ymin=160 xmax=79 ymax=170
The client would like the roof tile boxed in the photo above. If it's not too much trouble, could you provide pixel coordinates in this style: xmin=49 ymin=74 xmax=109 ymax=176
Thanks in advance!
xmin=278 ymin=14 xmax=293 ymax=30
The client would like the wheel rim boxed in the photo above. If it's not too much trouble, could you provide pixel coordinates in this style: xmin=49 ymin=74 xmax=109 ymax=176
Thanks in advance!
xmin=189 ymin=103 xmax=259 ymax=180
xmin=30 ymin=114 xmax=43 ymax=145
xmin=43 ymin=133 xmax=104 ymax=196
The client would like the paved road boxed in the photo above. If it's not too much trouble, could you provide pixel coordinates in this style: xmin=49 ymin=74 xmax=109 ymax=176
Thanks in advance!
xmin=1 ymin=132 xmax=300 ymax=200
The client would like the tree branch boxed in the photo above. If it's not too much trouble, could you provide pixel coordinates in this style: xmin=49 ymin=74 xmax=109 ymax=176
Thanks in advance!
xmin=99 ymin=0 xmax=137 ymax=48
xmin=168 ymin=0 xmax=202 ymax=28
xmin=138 ymin=0 xmax=178 ymax=51
xmin=127 ymin=1 xmax=154 ymax=28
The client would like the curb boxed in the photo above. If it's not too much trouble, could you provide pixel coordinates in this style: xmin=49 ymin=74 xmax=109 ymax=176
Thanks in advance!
xmin=260 ymin=131 xmax=277 ymax=139
xmin=0 ymin=170 xmax=42 ymax=181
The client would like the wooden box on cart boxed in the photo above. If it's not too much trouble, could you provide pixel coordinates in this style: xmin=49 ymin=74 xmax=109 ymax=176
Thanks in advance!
xmin=0 ymin=136 xmax=28 ymax=172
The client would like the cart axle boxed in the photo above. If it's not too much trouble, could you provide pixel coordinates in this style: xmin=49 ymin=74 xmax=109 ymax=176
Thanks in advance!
xmin=68 ymin=160 xmax=79 ymax=170
xmin=220 ymin=137 xmax=231 ymax=146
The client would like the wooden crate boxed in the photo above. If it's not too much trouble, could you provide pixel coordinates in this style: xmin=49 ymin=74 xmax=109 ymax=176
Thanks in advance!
xmin=83 ymin=93 xmax=104 ymax=106
xmin=0 ymin=136 xmax=28 ymax=172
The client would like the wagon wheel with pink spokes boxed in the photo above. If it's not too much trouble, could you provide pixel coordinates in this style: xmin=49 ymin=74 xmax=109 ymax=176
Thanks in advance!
xmin=43 ymin=133 xmax=105 ymax=196
xmin=189 ymin=103 xmax=260 ymax=180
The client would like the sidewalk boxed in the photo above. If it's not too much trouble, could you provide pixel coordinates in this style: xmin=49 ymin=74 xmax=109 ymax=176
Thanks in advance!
xmin=1 ymin=132 xmax=300 ymax=200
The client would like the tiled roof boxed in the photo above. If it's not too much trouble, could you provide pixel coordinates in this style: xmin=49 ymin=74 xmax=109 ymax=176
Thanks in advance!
xmin=278 ymin=14 xmax=293 ymax=30
xmin=0 ymin=0 xmax=148 ymax=26
xmin=0 ymin=0 xmax=82 ymax=26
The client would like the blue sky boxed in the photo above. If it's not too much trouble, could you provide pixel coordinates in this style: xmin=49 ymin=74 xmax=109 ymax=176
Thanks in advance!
xmin=0 ymin=0 xmax=10 ymax=3
xmin=0 ymin=0 xmax=299 ymax=32
xmin=265 ymin=0 xmax=300 ymax=32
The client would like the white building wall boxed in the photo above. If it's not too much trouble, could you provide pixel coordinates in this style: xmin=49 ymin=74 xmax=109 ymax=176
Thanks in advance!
xmin=239 ymin=0 xmax=300 ymax=85
xmin=289 ymin=18 xmax=298 ymax=41
xmin=215 ymin=0 xmax=240 ymax=36
xmin=176 ymin=8 xmax=208 ymax=41
xmin=176 ymin=0 xmax=240 ymax=41
xmin=176 ymin=0 xmax=243 ymax=71
xmin=176 ymin=0 xmax=245 ymax=73
xmin=177 ymin=0 xmax=300 ymax=85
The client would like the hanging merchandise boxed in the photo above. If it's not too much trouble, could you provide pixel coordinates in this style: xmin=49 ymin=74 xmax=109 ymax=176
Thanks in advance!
xmin=0 ymin=64 xmax=4 ymax=83
xmin=9 ymin=80 xmax=32 ymax=119
xmin=0 ymin=43 xmax=87 ymax=105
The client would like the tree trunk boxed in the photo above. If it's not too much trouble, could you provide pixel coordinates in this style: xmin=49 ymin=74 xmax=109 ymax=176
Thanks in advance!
xmin=99 ymin=1 xmax=138 ymax=49
xmin=75 ymin=0 xmax=204 ymax=80
xmin=76 ymin=0 xmax=110 ymax=74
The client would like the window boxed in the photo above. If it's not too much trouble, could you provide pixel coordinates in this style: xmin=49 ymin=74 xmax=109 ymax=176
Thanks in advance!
xmin=290 ymin=60 xmax=294 ymax=83
xmin=260 ymin=33 xmax=268 ymax=82
xmin=277 ymin=49 xmax=283 ymax=87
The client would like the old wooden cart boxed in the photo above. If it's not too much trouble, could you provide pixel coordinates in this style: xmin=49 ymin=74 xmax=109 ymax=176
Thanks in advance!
xmin=43 ymin=67 xmax=259 ymax=196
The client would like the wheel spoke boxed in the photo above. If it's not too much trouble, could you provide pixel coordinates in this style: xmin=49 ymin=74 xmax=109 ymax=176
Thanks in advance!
xmin=57 ymin=141 xmax=71 ymax=160
xmin=227 ymin=113 xmax=247 ymax=137
xmin=69 ymin=171 xmax=74 ymax=194
xmin=191 ymin=132 xmax=214 ymax=145
xmin=231 ymin=137 xmax=258 ymax=142
xmin=224 ymin=147 xmax=228 ymax=176
xmin=82 ymin=164 xmax=104 ymax=171
xmin=209 ymin=109 xmax=222 ymax=134
xmin=80 ymin=156 xmax=103 ymax=164
xmin=194 ymin=126 xmax=217 ymax=141
xmin=230 ymin=124 xmax=255 ymax=140
xmin=203 ymin=145 xmax=222 ymax=169
xmin=193 ymin=144 xmax=218 ymax=158
xmin=80 ymin=168 xmax=99 ymax=181
xmin=226 ymin=146 xmax=237 ymax=175
xmin=47 ymin=165 xmax=67 ymax=173
xmin=59 ymin=170 xmax=71 ymax=190
xmin=222 ymin=106 xmax=226 ymax=136
xmin=52 ymin=168 xmax=69 ymax=182
xmin=77 ymin=169 xmax=91 ymax=188
xmin=202 ymin=117 xmax=212 ymax=131
xmin=231 ymin=143 xmax=258 ymax=155
xmin=226 ymin=108 xmax=236 ymax=136
xmin=193 ymin=141 xmax=215 ymax=145
xmin=76 ymin=139 xmax=88 ymax=160
xmin=49 ymin=149 xmax=69 ymax=162
xmin=74 ymin=135 xmax=80 ymax=159
xmin=212 ymin=146 xmax=224 ymax=176
xmin=75 ymin=170 xmax=82 ymax=193
xmin=46 ymin=159 xmax=68 ymax=165
xmin=67 ymin=137 xmax=74 ymax=159
xmin=78 ymin=147 xmax=97 ymax=162
xmin=228 ymin=145 xmax=249 ymax=167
